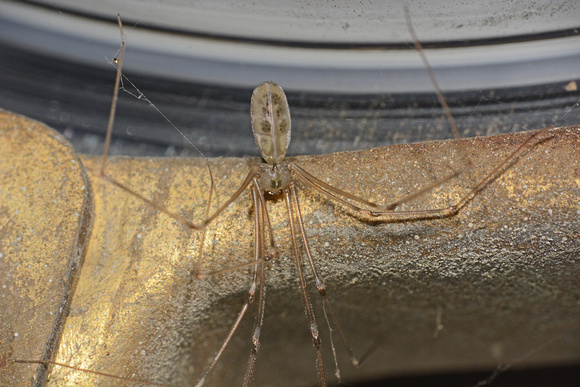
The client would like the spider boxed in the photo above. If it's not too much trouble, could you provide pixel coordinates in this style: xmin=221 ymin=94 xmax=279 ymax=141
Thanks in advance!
xmin=13 ymin=11 xmax=573 ymax=387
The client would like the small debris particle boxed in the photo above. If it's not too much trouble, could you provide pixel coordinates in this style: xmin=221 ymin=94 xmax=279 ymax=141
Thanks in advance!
xmin=565 ymin=81 xmax=577 ymax=92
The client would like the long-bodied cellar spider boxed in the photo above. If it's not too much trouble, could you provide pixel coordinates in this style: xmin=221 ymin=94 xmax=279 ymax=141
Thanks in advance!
xmin=5 ymin=5 xmax=580 ymax=387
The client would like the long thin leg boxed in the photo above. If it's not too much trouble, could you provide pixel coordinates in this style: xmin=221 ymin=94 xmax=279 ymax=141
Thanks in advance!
xmin=290 ymin=185 xmax=359 ymax=368
xmin=195 ymin=184 xmax=264 ymax=386
xmin=403 ymin=6 xmax=470 ymax=166
xmin=197 ymin=180 xmax=273 ymax=386
xmin=98 ymin=16 xmax=260 ymax=234
xmin=102 ymin=163 xmax=258 ymax=232
xmin=193 ymin=161 xmax=217 ymax=279
xmin=284 ymin=186 xmax=326 ymax=387
xmin=195 ymin=278 xmax=256 ymax=387
xmin=97 ymin=15 xmax=199 ymax=230
xmin=291 ymin=126 xmax=552 ymax=221
xmin=253 ymin=177 xmax=277 ymax=257
xmin=290 ymin=2 xmax=553 ymax=222
xmin=100 ymin=14 xmax=124 ymax=177
xmin=196 ymin=175 xmax=277 ymax=278
xmin=243 ymin=186 xmax=269 ymax=386
xmin=193 ymin=170 xmax=259 ymax=277
xmin=13 ymin=359 xmax=173 ymax=387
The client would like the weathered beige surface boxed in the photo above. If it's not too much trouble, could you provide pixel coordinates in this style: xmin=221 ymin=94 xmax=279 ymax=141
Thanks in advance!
xmin=2 ymin=110 xmax=578 ymax=386
xmin=61 ymin=127 xmax=580 ymax=385
xmin=0 ymin=110 xmax=92 ymax=386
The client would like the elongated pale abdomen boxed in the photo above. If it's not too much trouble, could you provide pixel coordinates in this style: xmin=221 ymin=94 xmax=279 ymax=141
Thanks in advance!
xmin=250 ymin=82 xmax=291 ymax=165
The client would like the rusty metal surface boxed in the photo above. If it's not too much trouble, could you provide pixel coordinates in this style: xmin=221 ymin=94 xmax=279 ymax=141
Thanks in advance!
xmin=0 ymin=110 xmax=92 ymax=386
xmin=1 ymin=111 xmax=578 ymax=386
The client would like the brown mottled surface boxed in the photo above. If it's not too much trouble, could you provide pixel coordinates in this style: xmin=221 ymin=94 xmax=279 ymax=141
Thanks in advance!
xmin=1 ymin=110 xmax=578 ymax=386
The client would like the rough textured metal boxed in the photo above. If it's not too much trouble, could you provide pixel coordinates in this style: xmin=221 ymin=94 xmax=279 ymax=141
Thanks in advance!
xmin=2 ymin=111 xmax=578 ymax=386
xmin=0 ymin=110 xmax=92 ymax=386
